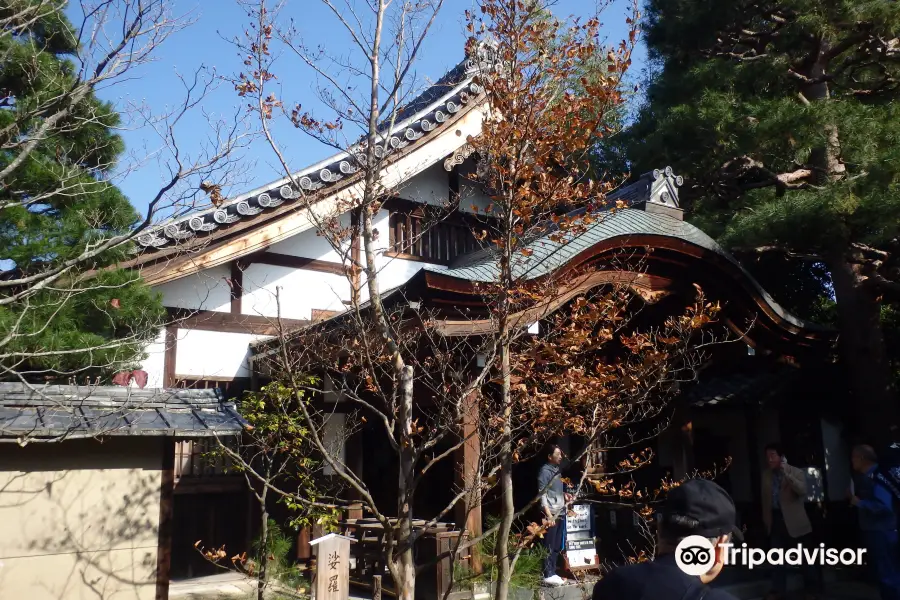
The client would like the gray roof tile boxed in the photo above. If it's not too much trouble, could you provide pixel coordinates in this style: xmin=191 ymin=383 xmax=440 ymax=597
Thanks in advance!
xmin=0 ymin=383 xmax=247 ymax=440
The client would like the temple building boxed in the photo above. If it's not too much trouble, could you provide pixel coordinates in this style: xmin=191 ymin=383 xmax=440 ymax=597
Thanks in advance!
xmin=96 ymin=46 xmax=850 ymax=594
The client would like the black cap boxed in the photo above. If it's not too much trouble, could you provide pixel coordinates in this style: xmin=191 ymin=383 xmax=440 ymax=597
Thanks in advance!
xmin=660 ymin=479 xmax=744 ymax=542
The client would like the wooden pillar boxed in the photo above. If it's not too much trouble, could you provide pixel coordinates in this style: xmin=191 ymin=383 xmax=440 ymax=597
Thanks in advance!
xmin=155 ymin=439 xmax=176 ymax=600
xmin=455 ymin=391 xmax=482 ymax=572
xmin=297 ymin=527 xmax=312 ymax=561
xmin=345 ymin=427 xmax=364 ymax=520
xmin=230 ymin=260 xmax=244 ymax=314
xmin=163 ymin=324 xmax=177 ymax=389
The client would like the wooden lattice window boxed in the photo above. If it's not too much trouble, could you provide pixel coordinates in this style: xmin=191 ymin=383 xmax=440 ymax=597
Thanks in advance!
xmin=388 ymin=207 xmax=480 ymax=264
xmin=175 ymin=437 xmax=235 ymax=479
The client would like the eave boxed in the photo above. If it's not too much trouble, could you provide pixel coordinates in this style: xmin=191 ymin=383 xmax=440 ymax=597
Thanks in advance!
xmin=123 ymin=54 xmax=498 ymax=287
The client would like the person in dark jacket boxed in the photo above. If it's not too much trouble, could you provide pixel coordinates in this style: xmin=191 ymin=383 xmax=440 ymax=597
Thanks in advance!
xmin=592 ymin=479 xmax=741 ymax=600
xmin=538 ymin=445 xmax=571 ymax=585
xmin=850 ymin=445 xmax=900 ymax=600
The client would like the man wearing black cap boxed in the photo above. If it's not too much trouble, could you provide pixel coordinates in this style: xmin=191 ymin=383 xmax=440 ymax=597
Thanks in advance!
xmin=592 ymin=479 xmax=741 ymax=600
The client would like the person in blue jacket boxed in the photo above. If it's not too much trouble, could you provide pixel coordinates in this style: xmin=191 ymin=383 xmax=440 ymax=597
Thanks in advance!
xmin=850 ymin=444 xmax=900 ymax=600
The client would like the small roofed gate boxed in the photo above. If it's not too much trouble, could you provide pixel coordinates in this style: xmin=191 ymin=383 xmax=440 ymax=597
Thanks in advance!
xmin=171 ymin=409 xmax=252 ymax=579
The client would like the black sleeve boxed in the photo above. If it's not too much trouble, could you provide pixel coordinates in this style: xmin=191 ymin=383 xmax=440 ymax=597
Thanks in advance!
xmin=706 ymin=588 xmax=740 ymax=600
xmin=591 ymin=571 xmax=622 ymax=600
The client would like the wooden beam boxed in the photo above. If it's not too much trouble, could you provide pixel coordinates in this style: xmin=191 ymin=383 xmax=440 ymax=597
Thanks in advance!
xmin=167 ymin=308 xmax=310 ymax=336
xmin=230 ymin=261 xmax=243 ymax=314
xmin=164 ymin=324 xmax=177 ymax=388
xmin=155 ymin=439 xmax=176 ymax=600
xmin=247 ymin=251 xmax=347 ymax=276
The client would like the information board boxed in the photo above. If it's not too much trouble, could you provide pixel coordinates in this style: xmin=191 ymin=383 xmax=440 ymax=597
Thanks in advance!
xmin=566 ymin=504 xmax=591 ymax=533
xmin=564 ymin=503 xmax=597 ymax=570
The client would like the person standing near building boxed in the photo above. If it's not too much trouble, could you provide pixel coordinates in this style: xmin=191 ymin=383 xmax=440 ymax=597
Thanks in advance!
xmin=849 ymin=444 xmax=900 ymax=600
xmin=761 ymin=442 xmax=822 ymax=600
xmin=538 ymin=444 xmax=572 ymax=586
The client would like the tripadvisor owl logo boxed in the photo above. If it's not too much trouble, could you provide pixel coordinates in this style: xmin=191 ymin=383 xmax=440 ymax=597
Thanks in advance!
xmin=674 ymin=535 xmax=867 ymax=575
xmin=675 ymin=536 xmax=716 ymax=576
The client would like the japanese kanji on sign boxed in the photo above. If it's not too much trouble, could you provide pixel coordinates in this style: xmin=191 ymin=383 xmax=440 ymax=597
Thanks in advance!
xmin=310 ymin=533 xmax=355 ymax=600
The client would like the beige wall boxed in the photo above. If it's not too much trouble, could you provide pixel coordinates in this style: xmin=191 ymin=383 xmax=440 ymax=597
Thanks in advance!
xmin=0 ymin=437 xmax=164 ymax=600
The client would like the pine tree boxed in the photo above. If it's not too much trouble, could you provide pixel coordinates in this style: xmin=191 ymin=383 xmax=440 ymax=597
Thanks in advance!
xmin=0 ymin=2 xmax=164 ymax=380
xmin=617 ymin=0 xmax=900 ymax=445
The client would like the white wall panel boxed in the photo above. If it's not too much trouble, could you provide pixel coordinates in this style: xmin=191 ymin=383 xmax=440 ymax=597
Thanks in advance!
xmin=174 ymin=329 xmax=266 ymax=378
xmin=268 ymin=212 xmax=351 ymax=261
xmin=138 ymin=328 xmax=167 ymax=388
xmin=397 ymin=163 xmax=449 ymax=206
xmin=459 ymin=179 xmax=493 ymax=215
xmin=155 ymin=264 xmax=231 ymax=312
xmin=241 ymin=263 xmax=350 ymax=320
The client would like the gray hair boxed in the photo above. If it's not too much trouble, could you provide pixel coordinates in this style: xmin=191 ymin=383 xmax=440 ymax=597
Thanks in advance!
xmin=853 ymin=444 xmax=878 ymax=463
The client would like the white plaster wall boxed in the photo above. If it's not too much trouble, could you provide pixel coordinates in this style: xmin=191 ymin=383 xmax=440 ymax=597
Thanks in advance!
xmin=457 ymin=156 xmax=494 ymax=215
xmin=138 ymin=328 xmax=167 ymax=388
xmin=268 ymin=212 xmax=351 ymax=262
xmin=459 ymin=179 xmax=494 ymax=215
xmin=155 ymin=263 xmax=231 ymax=312
xmin=241 ymin=263 xmax=350 ymax=321
xmin=174 ymin=328 xmax=267 ymax=378
xmin=397 ymin=163 xmax=449 ymax=206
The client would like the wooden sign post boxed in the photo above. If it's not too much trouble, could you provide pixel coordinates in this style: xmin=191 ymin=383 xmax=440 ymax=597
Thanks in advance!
xmin=310 ymin=533 xmax=355 ymax=600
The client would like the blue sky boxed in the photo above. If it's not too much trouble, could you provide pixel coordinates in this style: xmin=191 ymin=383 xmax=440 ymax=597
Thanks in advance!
xmin=87 ymin=0 xmax=647 ymax=217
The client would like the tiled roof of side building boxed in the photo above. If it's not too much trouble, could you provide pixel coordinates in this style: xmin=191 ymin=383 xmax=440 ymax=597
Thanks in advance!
xmin=0 ymin=383 xmax=247 ymax=439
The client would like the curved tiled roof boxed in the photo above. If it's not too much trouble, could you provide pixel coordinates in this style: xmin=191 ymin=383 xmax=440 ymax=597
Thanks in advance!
xmin=136 ymin=45 xmax=502 ymax=252
xmin=424 ymin=208 xmax=830 ymax=333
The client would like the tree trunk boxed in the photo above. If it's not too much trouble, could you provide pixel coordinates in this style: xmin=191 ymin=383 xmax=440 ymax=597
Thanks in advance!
xmin=494 ymin=340 xmax=514 ymax=600
xmin=829 ymin=254 xmax=897 ymax=447
xmin=258 ymin=482 xmax=269 ymax=600
xmin=397 ymin=364 xmax=416 ymax=600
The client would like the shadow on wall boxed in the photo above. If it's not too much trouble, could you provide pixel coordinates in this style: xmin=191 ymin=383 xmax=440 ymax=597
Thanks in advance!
xmin=0 ymin=437 xmax=164 ymax=600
